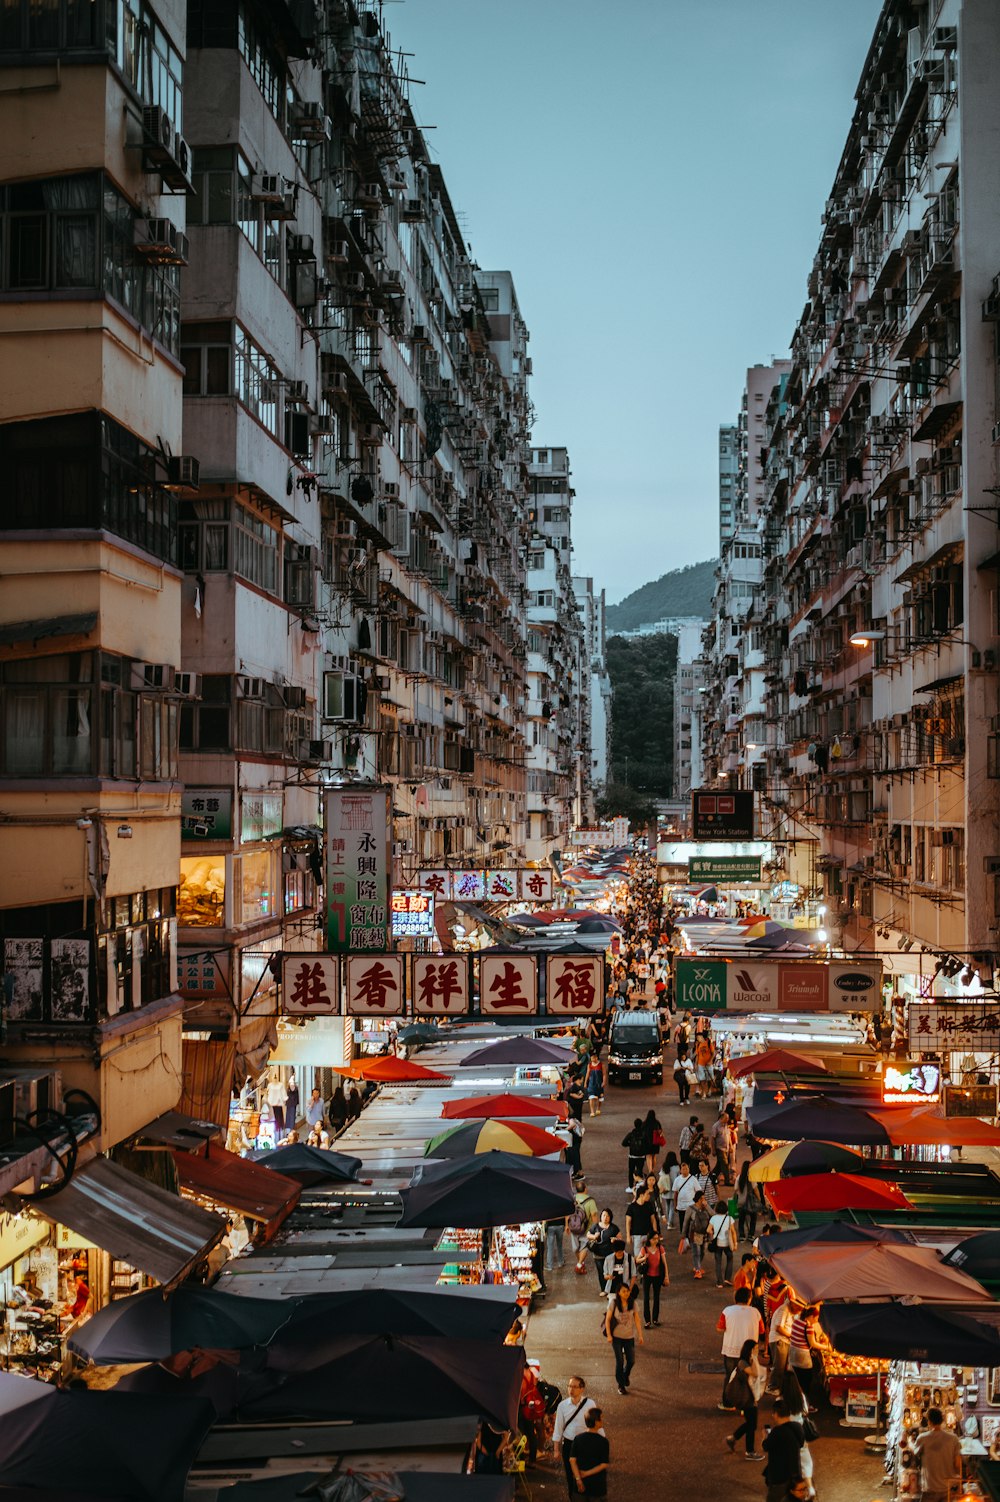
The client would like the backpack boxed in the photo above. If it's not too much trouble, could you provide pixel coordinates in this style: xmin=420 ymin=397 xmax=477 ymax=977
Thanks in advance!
xmin=568 ymin=1200 xmax=588 ymax=1236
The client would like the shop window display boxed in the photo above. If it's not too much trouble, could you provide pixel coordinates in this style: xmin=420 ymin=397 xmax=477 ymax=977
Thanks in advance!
xmin=179 ymin=855 xmax=226 ymax=927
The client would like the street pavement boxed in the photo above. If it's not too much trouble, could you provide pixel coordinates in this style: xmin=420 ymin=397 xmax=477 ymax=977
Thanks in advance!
xmin=520 ymin=1064 xmax=885 ymax=1501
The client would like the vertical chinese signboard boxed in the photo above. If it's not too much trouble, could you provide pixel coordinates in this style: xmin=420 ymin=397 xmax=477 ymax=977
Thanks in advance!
xmin=519 ymin=869 xmax=553 ymax=902
xmin=479 ymin=954 xmax=538 ymax=1016
xmin=345 ymin=954 xmax=405 ymax=1016
xmin=325 ymin=787 xmax=391 ymax=953
xmin=412 ymin=954 xmax=470 ymax=1015
xmin=546 ymin=955 xmax=603 ymax=1016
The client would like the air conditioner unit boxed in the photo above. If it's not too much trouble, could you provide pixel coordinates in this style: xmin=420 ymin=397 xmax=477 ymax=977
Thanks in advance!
xmin=141 ymin=106 xmax=192 ymax=190
xmin=289 ymin=101 xmax=330 ymax=140
xmin=134 ymin=217 xmax=189 ymax=265
xmin=379 ymin=270 xmax=404 ymax=296
xmin=410 ymin=324 xmax=429 ymax=344
xmin=401 ymin=406 xmax=418 ymax=423
xmin=916 ymin=456 xmax=932 ymax=474
xmin=356 ymin=182 xmax=381 ymax=207
xmin=374 ymin=674 xmax=390 ymax=692
xmin=278 ymin=190 xmax=298 ymax=219
xmin=298 ymin=738 xmax=331 ymax=763
xmin=238 ymin=676 xmax=267 ymax=700
xmin=359 ymin=423 xmax=382 ymax=445
xmin=382 ymin=482 xmax=400 ymax=500
xmin=327 ymin=239 xmax=350 ymax=265
xmin=309 ymin=413 xmax=335 ymax=437
xmin=173 ymin=671 xmax=202 ymax=699
xmin=342 ymin=272 xmax=366 ymax=294
xmin=9 ymin=1068 xmax=60 ymax=1121
xmin=325 ymin=372 xmax=349 ymax=398
xmin=285 ymin=380 xmax=308 ymax=405
xmin=283 ymin=685 xmax=307 ymax=709
xmin=253 ymin=173 xmax=283 ymax=202
xmin=288 ymin=233 xmax=314 ymax=260
xmin=131 ymin=662 xmax=174 ymax=691
xmin=166 ymin=455 xmax=200 ymax=489
xmin=901 ymin=229 xmax=923 ymax=254
xmin=402 ymin=198 xmax=425 ymax=221
xmin=334 ymin=519 xmax=357 ymax=541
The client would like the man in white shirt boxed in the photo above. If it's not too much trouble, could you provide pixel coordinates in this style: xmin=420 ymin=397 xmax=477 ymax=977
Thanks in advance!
xmin=716 ymin=1288 xmax=764 ymax=1411
xmin=553 ymin=1375 xmax=598 ymax=1497
xmin=673 ymin=1160 xmax=699 ymax=1223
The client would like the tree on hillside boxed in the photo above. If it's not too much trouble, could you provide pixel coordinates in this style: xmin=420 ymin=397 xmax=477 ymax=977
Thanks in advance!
xmin=594 ymin=782 xmax=658 ymax=826
xmin=606 ymin=558 xmax=718 ymax=634
xmin=605 ymin=633 xmax=677 ymax=797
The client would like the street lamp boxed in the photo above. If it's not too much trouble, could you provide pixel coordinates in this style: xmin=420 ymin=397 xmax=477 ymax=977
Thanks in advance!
xmin=849 ymin=629 xmax=886 ymax=647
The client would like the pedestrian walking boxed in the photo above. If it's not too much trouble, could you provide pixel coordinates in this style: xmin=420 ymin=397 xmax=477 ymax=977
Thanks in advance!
xmin=641 ymin=1108 xmax=665 ymax=1174
xmin=913 ymin=1405 xmax=962 ymax=1502
xmin=678 ymin=1115 xmax=701 ymax=1157
xmin=585 ymin=1055 xmax=604 ymax=1117
xmin=692 ymin=1158 xmax=719 ymax=1210
xmin=621 ymin=1118 xmax=646 ymax=1190
xmin=737 ymin=1160 xmax=763 ymax=1242
xmin=625 ymin=1183 xmax=659 ymax=1257
xmin=673 ymin=1157 xmax=698 ymax=1227
xmin=708 ymin=1200 xmax=738 ymax=1288
xmin=545 ymin=1213 xmax=566 ymax=1272
xmin=585 ymin=1209 xmax=619 ymax=1295
xmin=767 ymin=1294 xmax=794 ymax=1395
xmin=637 ymin=1231 xmax=668 ymax=1327
xmin=569 ymin=1406 xmax=610 ymax=1497
xmin=694 ymin=1029 xmax=715 ymax=1098
xmin=781 ymin=1369 xmax=817 ymax=1498
xmin=604 ymin=1276 xmax=644 ymax=1394
xmin=601 ymin=1238 xmax=638 ymax=1295
xmin=724 ymin=1337 xmax=765 ymax=1460
xmin=762 ymin=1400 xmax=804 ymax=1502
xmin=788 ymin=1303 xmax=823 ymax=1405
xmin=569 ymin=1179 xmax=598 ymax=1272
xmin=709 ymin=1110 xmax=732 ymax=1184
xmin=658 ymin=1152 xmax=680 ymax=1229
xmin=680 ymin=1190 xmax=712 ymax=1279
xmin=553 ymin=1376 xmax=598 ymax=1498
xmin=672 ymin=1044 xmax=692 ymax=1103
xmin=717 ymin=1287 xmax=765 ymax=1408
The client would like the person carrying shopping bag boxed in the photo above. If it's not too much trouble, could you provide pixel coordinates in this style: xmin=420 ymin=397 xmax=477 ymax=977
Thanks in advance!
xmin=603 ymin=1275 xmax=644 ymax=1394
xmin=724 ymin=1337 xmax=765 ymax=1460
xmin=708 ymin=1201 xmax=738 ymax=1288
xmin=680 ymin=1190 xmax=712 ymax=1280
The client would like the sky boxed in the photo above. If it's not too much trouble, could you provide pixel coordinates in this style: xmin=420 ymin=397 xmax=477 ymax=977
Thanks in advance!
xmin=383 ymin=0 xmax=883 ymax=605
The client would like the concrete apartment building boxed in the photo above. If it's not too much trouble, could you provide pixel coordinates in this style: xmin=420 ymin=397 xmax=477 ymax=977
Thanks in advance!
xmin=703 ymin=0 xmax=1000 ymax=999
xmin=719 ymin=423 xmax=739 ymax=548
xmin=573 ymin=575 xmax=613 ymax=817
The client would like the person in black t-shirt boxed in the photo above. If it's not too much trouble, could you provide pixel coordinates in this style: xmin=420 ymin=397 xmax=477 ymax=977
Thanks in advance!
xmin=570 ymin=1407 xmax=609 ymax=1497
xmin=762 ymin=1400 xmax=804 ymax=1502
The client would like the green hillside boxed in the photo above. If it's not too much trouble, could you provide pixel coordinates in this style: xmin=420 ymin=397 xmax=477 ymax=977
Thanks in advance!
xmin=606 ymin=558 xmax=718 ymax=633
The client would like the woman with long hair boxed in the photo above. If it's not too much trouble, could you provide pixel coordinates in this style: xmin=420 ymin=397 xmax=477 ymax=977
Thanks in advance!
xmin=604 ymin=1276 xmax=644 ymax=1394
xmin=736 ymin=1159 xmax=761 ymax=1243
xmin=724 ymin=1337 xmax=763 ymax=1460
xmin=641 ymin=1108 xmax=665 ymax=1175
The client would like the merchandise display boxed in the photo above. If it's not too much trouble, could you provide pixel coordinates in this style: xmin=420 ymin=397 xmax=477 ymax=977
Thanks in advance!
xmin=437 ymin=1222 xmax=542 ymax=1309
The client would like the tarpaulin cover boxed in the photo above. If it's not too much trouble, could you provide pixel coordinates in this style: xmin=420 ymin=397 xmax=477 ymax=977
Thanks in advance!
xmin=266 ymin=1287 xmax=521 ymax=1360
xmin=462 ymin=1037 xmax=574 ymax=1066
xmin=749 ymin=1096 xmax=892 ymax=1146
xmin=758 ymin=1221 xmax=916 ymax=1255
xmin=173 ymin=1142 xmax=301 ymax=1226
xmin=765 ymin=1171 xmax=913 ymax=1216
xmin=439 ymin=1092 xmax=566 ymax=1121
xmin=397 ymin=1150 xmax=576 ymax=1229
xmin=248 ymin=1143 xmax=363 ymax=1184
xmin=871 ymin=1107 xmax=1000 ymax=1148
xmin=67 ymin=1285 xmax=296 ymax=1365
xmin=0 ymin=1373 xmax=213 ymax=1502
xmin=770 ymin=1239 xmax=994 ymax=1304
xmin=820 ymin=1302 xmax=1000 ymax=1365
xmin=729 ymin=1049 xmax=828 ymax=1079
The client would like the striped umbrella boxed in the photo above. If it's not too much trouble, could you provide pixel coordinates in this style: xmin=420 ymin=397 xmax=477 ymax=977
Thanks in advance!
xmin=748 ymin=1139 xmax=865 ymax=1182
xmin=425 ymin=1118 xmax=567 ymax=1159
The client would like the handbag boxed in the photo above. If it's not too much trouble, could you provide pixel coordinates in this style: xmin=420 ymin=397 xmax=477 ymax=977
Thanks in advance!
xmin=802 ymin=1414 xmax=819 ymax=1442
xmin=677 ymin=1236 xmax=690 ymax=1255
xmin=652 ymin=1127 xmax=666 ymax=1149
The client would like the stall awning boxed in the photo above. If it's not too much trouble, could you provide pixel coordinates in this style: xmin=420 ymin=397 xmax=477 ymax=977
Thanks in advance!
xmin=173 ymin=1142 xmax=300 ymax=1234
xmin=138 ymin=1110 xmax=224 ymax=1150
xmin=36 ymin=1158 xmax=224 ymax=1288
xmin=0 ymin=611 xmax=98 ymax=648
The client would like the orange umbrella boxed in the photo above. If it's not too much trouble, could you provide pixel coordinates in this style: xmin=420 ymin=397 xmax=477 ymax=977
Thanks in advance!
xmin=334 ymin=1055 xmax=451 ymax=1083
xmin=765 ymin=1171 xmax=914 ymax=1216
xmin=872 ymin=1106 xmax=1000 ymax=1148
xmin=439 ymin=1092 xmax=567 ymax=1121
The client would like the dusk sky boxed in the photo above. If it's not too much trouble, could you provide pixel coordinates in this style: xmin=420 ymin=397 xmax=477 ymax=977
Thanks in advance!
xmin=385 ymin=0 xmax=883 ymax=604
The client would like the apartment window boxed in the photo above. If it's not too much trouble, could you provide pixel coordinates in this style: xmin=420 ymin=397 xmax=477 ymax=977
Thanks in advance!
xmin=535 ymin=450 xmax=549 ymax=464
xmin=114 ymin=0 xmax=183 ymax=129
xmin=180 ymin=674 xmax=232 ymax=752
xmin=188 ymin=147 xmax=237 ymax=226
xmin=235 ymin=325 xmax=279 ymax=434
xmin=237 ymin=1 xmax=282 ymax=121
xmin=479 ymin=287 xmax=499 ymax=312
xmin=236 ymin=697 xmax=283 ymax=755
xmin=528 ymin=551 xmax=546 ymax=570
xmin=233 ymin=504 xmax=279 ymax=591
xmin=181 ymin=320 xmax=232 ymax=396
xmin=177 ymin=499 xmax=278 ymax=592
xmin=534 ymin=591 xmax=554 ymax=608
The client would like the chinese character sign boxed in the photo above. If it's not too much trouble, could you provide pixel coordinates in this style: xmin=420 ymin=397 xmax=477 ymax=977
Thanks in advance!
xmin=546 ymin=955 xmax=603 ymax=1016
xmin=611 ymin=817 xmax=630 ymax=846
xmin=479 ymin=954 xmax=538 ymax=1016
xmin=282 ymin=954 xmax=341 ymax=1015
xmin=181 ymin=788 xmax=233 ymax=841
xmin=519 ymin=869 xmax=553 ymax=902
xmin=418 ymin=870 xmax=453 ymax=900
xmin=882 ymin=1061 xmax=941 ymax=1105
xmin=391 ymin=889 xmax=436 ymax=940
xmin=486 ymin=870 xmax=516 ymax=901
xmin=907 ymin=1003 xmax=1000 ymax=1054
xmin=453 ymin=870 xmax=486 ymax=901
xmin=346 ymin=954 xmax=405 ymax=1016
xmin=325 ymin=787 xmax=391 ymax=953
xmin=412 ymin=955 xmax=470 ymax=1015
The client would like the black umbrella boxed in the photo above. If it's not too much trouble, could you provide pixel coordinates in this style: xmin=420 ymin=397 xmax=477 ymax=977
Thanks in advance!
xmin=0 ymin=1373 xmax=213 ymax=1502
xmin=114 ymin=1355 xmax=274 ymax=1420
xmin=748 ymin=1095 xmax=892 ymax=1146
xmin=397 ymin=1150 xmax=576 ymax=1229
xmin=943 ymin=1231 xmax=1000 ymax=1282
xmin=463 ymin=1037 xmax=574 ymax=1066
xmin=214 ymin=1473 xmax=515 ymax=1502
xmin=67 ymin=1285 xmax=296 ymax=1365
xmin=249 ymin=1143 xmax=363 ymax=1185
xmin=245 ymin=1333 xmax=524 ymax=1431
xmin=758 ymin=1221 xmax=915 ymax=1255
xmin=398 ymin=1023 xmax=442 ymax=1045
xmin=267 ymin=1287 xmax=521 ymax=1365
xmin=820 ymin=1303 xmax=1000 ymax=1367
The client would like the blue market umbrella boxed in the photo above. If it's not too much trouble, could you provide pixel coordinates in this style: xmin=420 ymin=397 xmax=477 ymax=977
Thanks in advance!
xmin=67 ymin=1285 xmax=296 ymax=1365
xmin=266 ymin=1287 xmax=522 ymax=1364
xmin=248 ymin=1143 xmax=363 ymax=1185
xmin=820 ymin=1303 xmax=1000 ymax=1367
xmin=398 ymin=1023 xmax=443 ymax=1045
xmin=758 ymin=1221 xmax=916 ymax=1255
xmin=398 ymin=1150 xmax=576 ymax=1229
xmin=748 ymin=1095 xmax=892 ymax=1146
xmin=943 ymin=1230 xmax=1000 ymax=1282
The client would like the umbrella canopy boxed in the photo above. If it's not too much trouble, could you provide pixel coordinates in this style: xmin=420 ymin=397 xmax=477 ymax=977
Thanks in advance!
xmin=820 ymin=1303 xmax=1000 ymax=1366
xmin=463 ymin=1037 xmax=574 ymax=1066
xmin=749 ymin=1095 xmax=892 ymax=1146
xmin=267 ymin=1287 xmax=521 ymax=1364
xmin=742 ymin=920 xmax=787 ymax=938
xmin=334 ymin=1055 xmax=451 ymax=1083
xmin=398 ymin=1150 xmax=576 ymax=1229
xmin=873 ymin=1107 xmax=1000 ymax=1148
xmin=729 ymin=1048 xmax=828 ymax=1080
xmin=245 ymin=1333 xmax=524 ymax=1431
xmin=747 ymin=932 xmax=815 ymax=951
xmin=66 ymin=1286 xmax=295 ymax=1366
xmin=248 ymin=1143 xmax=363 ymax=1185
xmin=765 ymin=1170 xmax=914 ymax=1216
xmin=213 ymin=1473 xmax=515 ymax=1502
xmin=508 ymin=911 xmax=551 ymax=927
xmin=574 ymin=917 xmax=620 ymax=933
xmin=758 ymin=1221 xmax=916 ymax=1255
xmin=425 ymin=1118 xmax=567 ymax=1159
xmin=748 ymin=1139 xmax=865 ymax=1182
xmin=943 ymin=1231 xmax=1000 ymax=1282
xmin=439 ymin=1092 xmax=566 ymax=1122
xmin=0 ymin=1373 xmax=213 ymax=1502
xmin=770 ymin=1239 xmax=994 ymax=1305
xmin=398 ymin=1023 xmax=442 ymax=1044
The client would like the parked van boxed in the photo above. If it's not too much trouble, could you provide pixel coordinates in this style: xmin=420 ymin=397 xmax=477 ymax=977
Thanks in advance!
xmin=607 ymin=1011 xmax=664 ymax=1086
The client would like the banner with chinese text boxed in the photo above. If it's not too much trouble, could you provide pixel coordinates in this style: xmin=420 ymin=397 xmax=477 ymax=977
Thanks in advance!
xmin=281 ymin=954 xmax=341 ymax=1015
xmin=546 ymin=955 xmax=603 ymax=1015
xmin=519 ymin=869 xmax=552 ymax=902
xmin=391 ymin=890 xmax=435 ymax=939
xmin=412 ymin=954 xmax=470 ymax=1015
xmin=908 ymin=1002 xmax=1000 ymax=1053
xmin=345 ymin=953 xmax=405 ymax=1016
xmin=181 ymin=788 xmax=233 ymax=841
xmin=479 ymin=954 xmax=538 ymax=1016
xmin=325 ymin=787 xmax=391 ymax=953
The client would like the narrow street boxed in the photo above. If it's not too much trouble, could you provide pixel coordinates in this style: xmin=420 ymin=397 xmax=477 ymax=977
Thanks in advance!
xmin=521 ymin=1068 xmax=885 ymax=1501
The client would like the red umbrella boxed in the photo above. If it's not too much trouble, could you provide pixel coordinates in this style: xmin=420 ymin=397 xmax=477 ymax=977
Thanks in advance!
xmin=765 ymin=1171 xmax=914 ymax=1217
xmin=334 ymin=1055 xmax=450 ymax=1083
xmin=728 ymin=1048 xmax=828 ymax=1079
xmin=439 ymin=1092 xmax=566 ymax=1121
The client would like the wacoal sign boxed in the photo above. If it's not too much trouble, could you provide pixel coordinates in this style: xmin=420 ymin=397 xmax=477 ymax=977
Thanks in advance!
xmin=728 ymin=966 xmax=774 ymax=1011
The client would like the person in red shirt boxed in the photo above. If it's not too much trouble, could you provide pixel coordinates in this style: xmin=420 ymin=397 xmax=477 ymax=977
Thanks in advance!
xmin=637 ymin=1232 xmax=668 ymax=1327
xmin=733 ymin=1251 xmax=759 ymax=1294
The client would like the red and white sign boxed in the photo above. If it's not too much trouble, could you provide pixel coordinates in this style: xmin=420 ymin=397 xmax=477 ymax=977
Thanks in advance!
xmin=345 ymin=953 xmax=405 ymax=1016
xmin=412 ymin=954 xmax=471 ymax=1015
xmin=417 ymin=869 xmax=453 ymax=900
xmin=778 ymin=963 xmax=827 ymax=1012
xmin=546 ymin=955 xmax=603 ymax=1016
xmin=480 ymin=954 xmax=538 ymax=1016
xmin=519 ymin=869 xmax=553 ymax=902
xmin=281 ymin=954 xmax=341 ymax=1015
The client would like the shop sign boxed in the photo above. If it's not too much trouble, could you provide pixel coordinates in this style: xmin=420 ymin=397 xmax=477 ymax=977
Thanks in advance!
xmin=519 ymin=869 xmax=553 ymax=902
xmin=345 ymin=953 xmax=404 ymax=1015
xmin=691 ymin=790 xmax=755 ymax=841
xmin=675 ymin=959 xmax=728 ymax=1012
xmin=453 ymin=870 xmax=487 ymax=901
xmin=281 ymin=954 xmax=341 ymax=1015
xmin=50 ymin=938 xmax=90 ymax=1022
xmin=0 ymin=1210 xmax=48 ymax=1268
xmin=546 ymin=955 xmax=603 ymax=1015
xmin=417 ymin=870 xmax=453 ymax=900
xmin=611 ymin=818 xmax=630 ymax=845
xmin=907 ymin=1003 xmax=1000 ymax=1053
xmin=178 ymin=948 xmax=229 ymax=1000
xmin=688 ymin=856 xmax=762 ymax=882
xmin=325 ymin=787 xmax=391 ymax=953
xmin=240 ymin=792 xmax=283 ymax=844
xmin=779 ymin=963 xmax=828 ymax=1012
xmin=479 ymin=954 xmax=538 ymax=1016
xmin=181 ymin=788 xmax=233 ymax=841
xmin=391 ymin=890 xmax=435 ymax=939
xmin=728 ymin=962 xmax=776 ymax=1011
xmin=945 ymin=1084 xmax=999 ymax=1117
xmin=412 ymin=955 xmax=470 ymax=1015
xmin=2 ymin=939 xmax=43 ymax=1021
xmin=485 ymin=870 xmax=517 ymax=901
xmin=843 ymin=1391 xmax=879 ymax=1426
xmin=882 ymin=1060 xmax=941 ymax=1105
xmin=828 ymin=962 xmax=882 ymax=1012
xmin=571 ymin=828 xmax=615 ymax=847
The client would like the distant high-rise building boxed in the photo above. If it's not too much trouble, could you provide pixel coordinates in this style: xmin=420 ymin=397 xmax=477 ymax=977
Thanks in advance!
xmin=719 ymin=425 xmax=739 ymax=549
